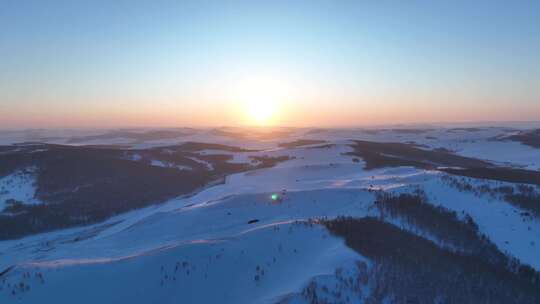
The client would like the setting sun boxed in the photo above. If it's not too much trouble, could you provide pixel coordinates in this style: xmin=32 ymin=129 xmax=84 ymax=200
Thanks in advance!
xmin=228 ymin=74 xmax=294 ymax=126
xmin=245 ymin=98 xmax=277 ymax=125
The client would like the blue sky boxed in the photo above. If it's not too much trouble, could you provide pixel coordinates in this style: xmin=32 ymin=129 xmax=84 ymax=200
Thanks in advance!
xmin=1 ymin=0 xmax=539 ymax=127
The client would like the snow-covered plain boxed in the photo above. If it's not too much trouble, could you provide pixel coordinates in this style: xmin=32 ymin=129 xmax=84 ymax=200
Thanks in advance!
xmin=0 ymin=126 xmax=539 ymax=303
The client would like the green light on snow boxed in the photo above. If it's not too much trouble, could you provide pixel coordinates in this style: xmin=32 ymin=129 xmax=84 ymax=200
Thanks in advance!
xmin=271 ymin=194 xmax=279 ymax=201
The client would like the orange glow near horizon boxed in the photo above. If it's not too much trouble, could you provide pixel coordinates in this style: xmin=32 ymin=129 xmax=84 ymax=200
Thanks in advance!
xmin=2 ymin=68 xmax=540 ymax=129
xmin=2 ymin=94 xmax=540 ymax=129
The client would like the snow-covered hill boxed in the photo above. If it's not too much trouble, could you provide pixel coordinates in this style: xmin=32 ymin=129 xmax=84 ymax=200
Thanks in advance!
xmin=1 ymin=126 xmax=539 ymax=303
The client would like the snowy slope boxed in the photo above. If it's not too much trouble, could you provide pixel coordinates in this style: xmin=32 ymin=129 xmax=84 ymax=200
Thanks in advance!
xmin=1 ymin=126 xmax=540 ymax=303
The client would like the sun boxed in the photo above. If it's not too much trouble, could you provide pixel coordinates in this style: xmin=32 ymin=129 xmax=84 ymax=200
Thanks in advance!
xmin=226 ymin=72 xmax=297 ymax=126
xmin=245 ymin=98 xmax=277 ymax=125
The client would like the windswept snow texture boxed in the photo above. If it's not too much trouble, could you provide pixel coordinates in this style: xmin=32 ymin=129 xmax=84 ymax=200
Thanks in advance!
xmin=1 ymin=125 xmax=540 ymax=303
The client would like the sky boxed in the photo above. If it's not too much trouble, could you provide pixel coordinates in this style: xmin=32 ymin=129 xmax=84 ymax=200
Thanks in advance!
xmin=1 ymin=0 xmax=539 ymax=128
